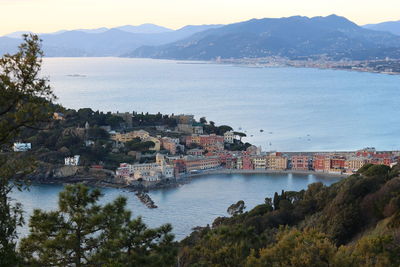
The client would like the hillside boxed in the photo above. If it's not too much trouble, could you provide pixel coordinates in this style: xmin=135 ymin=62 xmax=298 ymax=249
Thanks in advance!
xmin=130 ymin=15 xmax=400 ymax=60
xmin=364 ymin=21 xmax=400 ymax=36
xmin=178 ymin=163 xmax=400 ymax=266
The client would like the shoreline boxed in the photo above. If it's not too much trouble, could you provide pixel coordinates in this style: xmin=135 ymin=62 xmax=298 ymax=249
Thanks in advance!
xmin=184 ymin=168 xmax=346 ymax=179
xmin=29 ymin=168 xmax=345 ymax=192
xmin=43 ymin=57 xmax=400 ymax=76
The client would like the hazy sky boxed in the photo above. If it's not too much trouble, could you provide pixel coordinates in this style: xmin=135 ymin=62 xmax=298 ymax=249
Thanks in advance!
xmin=1 ymin=0 xmax=399 ymax=35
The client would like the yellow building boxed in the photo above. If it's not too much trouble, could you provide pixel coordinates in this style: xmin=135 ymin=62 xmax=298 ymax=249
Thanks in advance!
xmin=266 ymin=153 xmax=288 ymax=170
xmin=345 ymin=158 xmax=368 ymax=172
xmin=111 ymin=130 xmax=150 ymax=143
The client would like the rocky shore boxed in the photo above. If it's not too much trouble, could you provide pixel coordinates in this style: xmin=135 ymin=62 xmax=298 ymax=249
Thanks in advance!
xmin=135 ymin=192 xmax=157 ymax=208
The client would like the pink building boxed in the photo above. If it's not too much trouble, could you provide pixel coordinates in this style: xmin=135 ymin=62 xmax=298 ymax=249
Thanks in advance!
xmin=242 ymin=156 xmax=254 ymax=170
xmin=291 ymin=155 xmax=309 ymax=170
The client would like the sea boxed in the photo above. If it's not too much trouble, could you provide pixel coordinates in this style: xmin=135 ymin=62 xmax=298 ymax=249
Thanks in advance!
xmin=11 ymin=57 xmax=400 ymax=240
xmin=14 ymin=173 xmax=339 ymax=240
xmin=42 ymin=57 xmax=400 ymax=152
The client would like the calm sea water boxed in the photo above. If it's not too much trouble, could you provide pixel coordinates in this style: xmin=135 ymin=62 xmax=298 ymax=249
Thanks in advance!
xmin=12 ymin=173 xmax=339 ymax=240
xmin=13 ymin=58 xmax=391 ymax=239
xmin=42 ymin=57 xmax=400 ymax=152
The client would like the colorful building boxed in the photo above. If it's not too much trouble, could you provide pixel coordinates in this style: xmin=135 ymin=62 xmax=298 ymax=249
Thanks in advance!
xmin=291 ymin=155 xmax=310 ymax=171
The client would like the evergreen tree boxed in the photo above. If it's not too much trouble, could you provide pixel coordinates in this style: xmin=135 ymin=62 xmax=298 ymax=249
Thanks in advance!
xmin=0 ymin=34 xmax=55 ymax=266
xmin=19 ymin=184 xmax=176 ymax=266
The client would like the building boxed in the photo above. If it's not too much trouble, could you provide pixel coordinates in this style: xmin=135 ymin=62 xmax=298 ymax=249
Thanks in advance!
xmin=291 ymin=155 xmax=310 ymax=171
xmin=186 ymin=135 xmax=201 ymax=146
xmin=193 ymin=124 xmax=204 ymax=134
xmin=65 ymin=155 xmax=80 ymax=166
xmin=111 ymin=130 xmax=150 ymax=143
xmin=223 ymin=131 xmax=235 ymax=144
xmin=313 ymin=155 xmax=327 ymax=172
xmin=13 ymin=142 xmax=31 ymax=152
xmin=242 ymin=156 xmax=254 ymax=170
xmin=345 ymin=157 xmax=368 ymax=172
xmin=184 ymin=156 xmax=220 ymax=172
xmin=161 ymin=137 xmax=178 ymax=155
xmin=313 ymin=154 xmax=345 ymax=173
xmin=187 ymin=148 xmax=204 ymax=156
xmin=199 ymin=134 xmax=224 ymax=147
xmin=173 ymin=159 xmax=186 ymax=178
xmin=116 ymin=160 xmax=174 ymax=183
xmin=191 ymin=122 xmax=204 ymax=135
xmin=266 ymin=152 xmax=288 ymax=170
xmin=128 ymin=163 xmax=160 ymax=173
xmin=116 ymin=163 xmax=130 ymax=177
xmin=253 ymin=156 xmax=267 ymax=169
xmin=204 ymin=142 xmax=224 ymax=152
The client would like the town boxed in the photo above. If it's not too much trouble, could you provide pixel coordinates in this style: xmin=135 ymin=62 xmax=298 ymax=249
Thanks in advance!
xmin=216 ymin=57 xmax=400 ymax=75
xmin=12 ymin=110 xmax=399 ymax=189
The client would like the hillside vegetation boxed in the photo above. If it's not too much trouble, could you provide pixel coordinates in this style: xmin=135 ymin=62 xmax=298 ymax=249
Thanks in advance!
xmin=177 ymin=163 xmax=400 ymax=266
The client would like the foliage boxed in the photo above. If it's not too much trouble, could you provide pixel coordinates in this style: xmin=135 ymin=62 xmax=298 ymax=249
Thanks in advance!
xmin=125 ymin=138 xmax=155 ymax=152
xmin=246 ymin=228 xmax=337 ymax=267
xmin=0 ymin=34 xmax=55 ymax=266
xmin=19 ymin=184 xmax=177 ymax=266
xmin=179 ymin=163 xmax=400 ymax=266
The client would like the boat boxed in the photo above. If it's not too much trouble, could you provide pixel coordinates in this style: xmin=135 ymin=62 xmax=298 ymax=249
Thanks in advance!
xmin=66 ymin=74 xmax=87 ymax=78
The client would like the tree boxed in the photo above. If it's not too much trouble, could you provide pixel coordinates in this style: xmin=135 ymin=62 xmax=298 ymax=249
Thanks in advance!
xmin=246 ymin=228 xmax=337 ymax=267
xmin=19 ymin=184 xmax=176 ymax=266
xmin=0 ymin=34 xmax=55 ymax=266
xmin=227 ymin=200 xmax=246 ymax=216
xmin=217 ymin=125 xmax=233 ymax=135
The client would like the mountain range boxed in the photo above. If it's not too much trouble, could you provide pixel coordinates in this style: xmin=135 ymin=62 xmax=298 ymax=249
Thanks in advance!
xmin=0 ymin=24 xmax=222 ymax=56
xmin=1 ymin=16 xmax=400 ymax=60
xmin=363 ymin=20 xmax=400 ymax=36
xmin=131 ymin=15 xmax=400 ymax=60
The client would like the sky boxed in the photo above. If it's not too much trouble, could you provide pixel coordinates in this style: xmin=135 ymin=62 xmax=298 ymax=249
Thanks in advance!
xmin=0 ymin=0 xmax=399 ymax=35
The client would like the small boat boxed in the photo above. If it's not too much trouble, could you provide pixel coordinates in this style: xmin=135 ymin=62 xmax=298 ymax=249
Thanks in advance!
xmin=66 ymin=74 xmax=87 ymax=78
xmin=260 ymin=129 xmax=264 ymax=132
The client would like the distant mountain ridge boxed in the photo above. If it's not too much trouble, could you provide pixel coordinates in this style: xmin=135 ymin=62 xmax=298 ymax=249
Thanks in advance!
xmin=2 ymin=16 xmax=400 ymax=60
xmin=0 ymin=24 xmax=222 ymax=56
xmin=131 ymin=15 xmax=400 ymax=60
xmin=363 ymin=20 xmax=400 ymax=36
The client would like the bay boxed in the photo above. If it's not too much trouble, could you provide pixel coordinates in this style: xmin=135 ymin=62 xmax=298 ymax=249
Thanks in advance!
xmin=13 ymin=173 xmax=339 ymax=240
xmin=42 ymin=57 xmax=400 ymax=152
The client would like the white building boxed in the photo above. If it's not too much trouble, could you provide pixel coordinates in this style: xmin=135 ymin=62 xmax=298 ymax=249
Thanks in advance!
xmin=223 ymin=131 xmax=235 ymax=144
xmin=13 ymin=143 xmax=31 ymax=152
xmin=65 ymin=155 xmax=80 ymax=166
xmin=115 ymin=159 xmax=174 ymax=184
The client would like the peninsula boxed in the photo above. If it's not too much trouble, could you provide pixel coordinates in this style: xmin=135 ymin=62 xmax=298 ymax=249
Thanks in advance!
xmin=9 ymin=106 xmax=399 ymax=192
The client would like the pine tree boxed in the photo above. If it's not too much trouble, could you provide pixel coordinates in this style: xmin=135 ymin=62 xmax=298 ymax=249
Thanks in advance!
xmin=0 ymin=34 xmax=55 ymax=266
xmin=19 ymin=184 xmax=177 ymax=266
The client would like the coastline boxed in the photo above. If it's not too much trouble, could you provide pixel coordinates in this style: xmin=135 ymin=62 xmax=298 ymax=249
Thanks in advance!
xmin=29 ymin=167 xmax=345 ymax=193
xmin=183 ymin=168 xmax=346 ymax=179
